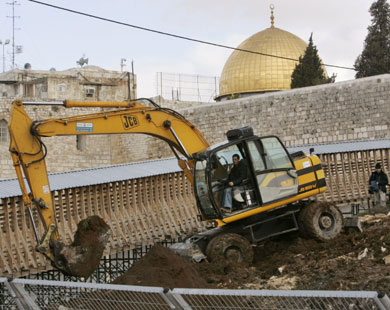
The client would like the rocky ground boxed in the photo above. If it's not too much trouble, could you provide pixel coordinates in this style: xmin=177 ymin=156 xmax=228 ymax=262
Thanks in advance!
xmin=112 ymin=214 xmax=390 ymax=294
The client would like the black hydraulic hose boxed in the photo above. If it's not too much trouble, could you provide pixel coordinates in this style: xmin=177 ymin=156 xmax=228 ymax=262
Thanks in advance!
xmin=21 ymin=121 xmax=48 ymax=167
xmin=24 ymin=136 xmax=48 ymax=167
xmin=134 ymin=98 xmax=191 ymax=125
xmin=133 ymin=97 xmax=161 ymax=108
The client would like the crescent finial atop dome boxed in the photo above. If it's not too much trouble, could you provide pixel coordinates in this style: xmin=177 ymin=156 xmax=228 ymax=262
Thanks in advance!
xmin=270 ymin=4 xmax=275 ymax=28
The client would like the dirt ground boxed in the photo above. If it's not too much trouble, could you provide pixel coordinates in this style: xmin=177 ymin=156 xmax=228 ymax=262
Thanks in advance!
xmin=112 ymin=214 xmax=390 ymax=294
xmin=112 ymin=244 xmax=210 ymax=288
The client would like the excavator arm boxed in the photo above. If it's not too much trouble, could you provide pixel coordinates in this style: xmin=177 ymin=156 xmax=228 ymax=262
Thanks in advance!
xmin=8 ymin=98 xmax=210 ymax=277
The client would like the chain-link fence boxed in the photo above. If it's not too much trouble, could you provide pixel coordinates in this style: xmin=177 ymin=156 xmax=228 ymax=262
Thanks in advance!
xmin=156 ymin=72 xmax=220 ymax=102
xmin=0 ymin=278 xmax=18 ymax=310
xmin=2 ymin=278 xmax=390 ymax=310
xmin=171 ymin=288 xmax=390 ymax=310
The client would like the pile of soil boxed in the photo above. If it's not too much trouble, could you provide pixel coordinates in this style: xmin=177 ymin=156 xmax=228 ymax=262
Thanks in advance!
xmin=112 ymin=214 xmax=390 ymax=294
xmin=111 ymin=245 xmax=210 ymax=289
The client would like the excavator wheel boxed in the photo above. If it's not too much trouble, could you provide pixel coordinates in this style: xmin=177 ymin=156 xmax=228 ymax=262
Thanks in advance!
xmin=206 ymin=233 xmax=253 ymax=265
xmin=298 ymin=201 xmax=343 ymax=241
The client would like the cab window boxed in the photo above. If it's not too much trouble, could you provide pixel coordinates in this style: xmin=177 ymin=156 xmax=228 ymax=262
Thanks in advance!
xmin=262 ymin=137 xmax=293 ymax=169
xmin=194 ymin=159 xmax=217 ymax=219
xmin=247 ymin=138 xmax=298 ymax=204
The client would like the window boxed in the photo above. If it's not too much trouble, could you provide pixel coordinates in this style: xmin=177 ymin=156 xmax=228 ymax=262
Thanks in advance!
xmin=261 ymin=137 xmax=293 ymax=169
xmin=76 ymin=135 xmax=87 ymax=151
xmin=247 ymin=140 xmax=265 ymax=172
xmin=58 ymin=84 xmax=67 ymax=92
xmin=251 ymin=137 xmax=297 ymax=204
xmin=86 ymin=88 xmax=95 ymax=97
xmin=0 ymin=119 xmax=8 ymax=142
xmin=24 ymin=84 xmax=34 ymax=97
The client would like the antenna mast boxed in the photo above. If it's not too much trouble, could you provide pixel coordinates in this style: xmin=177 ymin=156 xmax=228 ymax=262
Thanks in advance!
xmin=7 ymin=1 xmax=20 ymax=69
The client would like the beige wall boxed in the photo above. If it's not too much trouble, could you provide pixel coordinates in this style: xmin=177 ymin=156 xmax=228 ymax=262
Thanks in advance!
xmin=1 ymin=74 xmax=390 ymax=179
xmin=135 ymin=74 xmax=390 ymax=161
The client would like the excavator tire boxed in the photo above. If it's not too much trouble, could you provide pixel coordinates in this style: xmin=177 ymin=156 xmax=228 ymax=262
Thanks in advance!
xmin=298 ymin=201 xmax=343 ymax=241
xmin=205 ymin=233 xmax=253 ymax=265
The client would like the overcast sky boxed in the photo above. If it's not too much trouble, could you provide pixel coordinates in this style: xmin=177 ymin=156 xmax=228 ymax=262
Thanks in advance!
xmin=0 ymin=0 xmax=373 ymax=98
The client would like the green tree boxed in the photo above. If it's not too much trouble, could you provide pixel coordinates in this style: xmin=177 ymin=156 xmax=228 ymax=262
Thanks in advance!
xmin=354 ymin=0 xmax=390 ymax=78
xmin=291 ymin=34 xmax=334 ymax=89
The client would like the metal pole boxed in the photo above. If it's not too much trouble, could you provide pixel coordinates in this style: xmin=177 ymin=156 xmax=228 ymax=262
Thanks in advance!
xmin=131 ymin=60 xmax=135 ymax=99
xmin=27 ymin=208 xmax=40 ymax=244
xmin=2 ymin=43 xmax=4 ymax=72
xmin=22 ymin=101 xmax=64 ymax=106
xmin=378 ymin=292 xmax=390 ymax=310
xmin=4 ymin=280 xmax=26 ymax=310
xmin=12 ymin=2 xmax=14 ymax=68
xmin=167 ymin=126 xmax=190 ymax=158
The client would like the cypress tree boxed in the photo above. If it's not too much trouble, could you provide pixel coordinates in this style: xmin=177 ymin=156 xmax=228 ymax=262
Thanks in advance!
xmin=291 ymin=34 xmax=334 ymax=89
xmin=354 ymin=0 xmax=390 ymax=78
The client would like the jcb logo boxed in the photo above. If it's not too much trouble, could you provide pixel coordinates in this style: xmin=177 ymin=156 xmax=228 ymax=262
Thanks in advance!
xmin=122 ymin=115 xmax=139 ymax=130
xmin=299 ymin=184 xmax=316 ymax=192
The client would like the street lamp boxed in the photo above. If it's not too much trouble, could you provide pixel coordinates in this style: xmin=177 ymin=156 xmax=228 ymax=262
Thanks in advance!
xmin=0 ymin=40 xmax=10 ymax=73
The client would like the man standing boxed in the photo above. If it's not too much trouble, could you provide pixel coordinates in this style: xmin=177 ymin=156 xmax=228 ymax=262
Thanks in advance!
xmin=222 ymin=154 xmax=248 ymax=213
xmin=369 ymin=163 xmax=388 ymax=208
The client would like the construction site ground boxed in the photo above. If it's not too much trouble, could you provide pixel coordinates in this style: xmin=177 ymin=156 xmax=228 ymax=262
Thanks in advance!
xmin=112 ymin=214 xmax=390 ymax=294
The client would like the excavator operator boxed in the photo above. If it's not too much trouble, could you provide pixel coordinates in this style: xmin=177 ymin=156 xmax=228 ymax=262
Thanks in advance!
xmin=222 ymin=154 xmax=248 ymax=213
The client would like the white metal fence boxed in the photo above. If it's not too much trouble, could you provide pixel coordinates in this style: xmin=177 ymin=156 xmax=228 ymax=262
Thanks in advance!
xmin=1 ymin=278 xmax=390 ymax=310
xmin=155 ymin=72 xmax=220 ymax=102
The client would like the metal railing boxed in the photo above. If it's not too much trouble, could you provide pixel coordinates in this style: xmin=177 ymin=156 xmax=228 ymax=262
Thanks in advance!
xmin=1 ymin=278 xmax=390 ymax=310
xmin=0 ymin=278 xmax=18 ymax=310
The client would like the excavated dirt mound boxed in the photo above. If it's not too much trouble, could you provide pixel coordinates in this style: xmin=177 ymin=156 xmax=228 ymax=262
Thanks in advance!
xmin=112 ymin=215 xmax=390 ymax=294
xmin=111 ymin=244 xmax=210 ymax=289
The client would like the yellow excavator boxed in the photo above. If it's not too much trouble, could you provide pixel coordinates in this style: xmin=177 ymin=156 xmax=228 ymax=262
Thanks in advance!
xmin=8 ymin=98 xmax=344 ymax=277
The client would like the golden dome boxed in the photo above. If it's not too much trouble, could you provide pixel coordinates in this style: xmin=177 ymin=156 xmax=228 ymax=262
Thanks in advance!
xmin=217 ymin=26 xmax=307 ymax=99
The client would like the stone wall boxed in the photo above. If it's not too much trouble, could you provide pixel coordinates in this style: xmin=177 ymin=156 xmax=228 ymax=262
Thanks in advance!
xmin=145 ymin=74 xmax=390 ymax=159
xmin=183 ymin=74 xmax=390 ymax=147
xmin=1 ymin=74 xmax=389 ymax=179
xmin=0 ymin=99 xmax=113 ymax=178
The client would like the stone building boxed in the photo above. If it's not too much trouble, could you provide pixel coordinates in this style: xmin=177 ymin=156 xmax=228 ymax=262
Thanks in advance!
xmin=0 ymin=65 xmax=136 ymax=101
xmin=0 ymin=66 xmax=137 ymax=179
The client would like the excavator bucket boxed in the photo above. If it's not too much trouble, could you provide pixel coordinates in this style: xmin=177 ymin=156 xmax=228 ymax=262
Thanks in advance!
xmin=344 ymin=216 xmax=363 ymax=233
xmin=169 ymin=239 xmax=207 ymax=263
xmin=52 ymin=216 xmax=110 ymax=278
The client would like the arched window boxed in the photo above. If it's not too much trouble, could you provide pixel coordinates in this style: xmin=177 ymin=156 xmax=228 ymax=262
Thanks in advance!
xmin=0 ymin=119 xmax=8 ymax=142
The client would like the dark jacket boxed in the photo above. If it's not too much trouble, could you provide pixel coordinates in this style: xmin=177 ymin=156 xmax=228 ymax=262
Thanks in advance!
xmin=369 ymin=170 xmax=388 ymax=193
xmin=228 ymin=160 xmax=248 ymax=186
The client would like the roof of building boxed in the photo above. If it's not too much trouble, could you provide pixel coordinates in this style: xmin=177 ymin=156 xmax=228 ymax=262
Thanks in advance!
xmin=216 ymin=7 xmax=332 ymax=100
xmin=0 ymin=158 xmax=180 ymax=199
xmin=1 ymin=139 xmax=390 ymax=199
xmin=218 ymin=26 xmax=307 ymax=99
xmin=288 ymin=139 xmax=390 ymax=155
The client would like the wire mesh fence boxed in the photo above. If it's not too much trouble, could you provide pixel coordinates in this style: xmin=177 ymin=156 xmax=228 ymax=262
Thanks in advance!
xmin=2 ymin=278 xmax=390 ymax=310
xmin=7 ymin=279 xmax=175 ymax=310
xmin=0 ymin=278 xmax=18 ymax=310
xmin=156 ymin=72 xmax=220 ymax=102
xmin=171 ymin=288 xmax=389 ymax=310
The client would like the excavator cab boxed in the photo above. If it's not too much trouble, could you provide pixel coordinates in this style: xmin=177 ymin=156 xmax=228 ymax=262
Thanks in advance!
xmin=193 ymin=127 xmax=299 ymax=220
